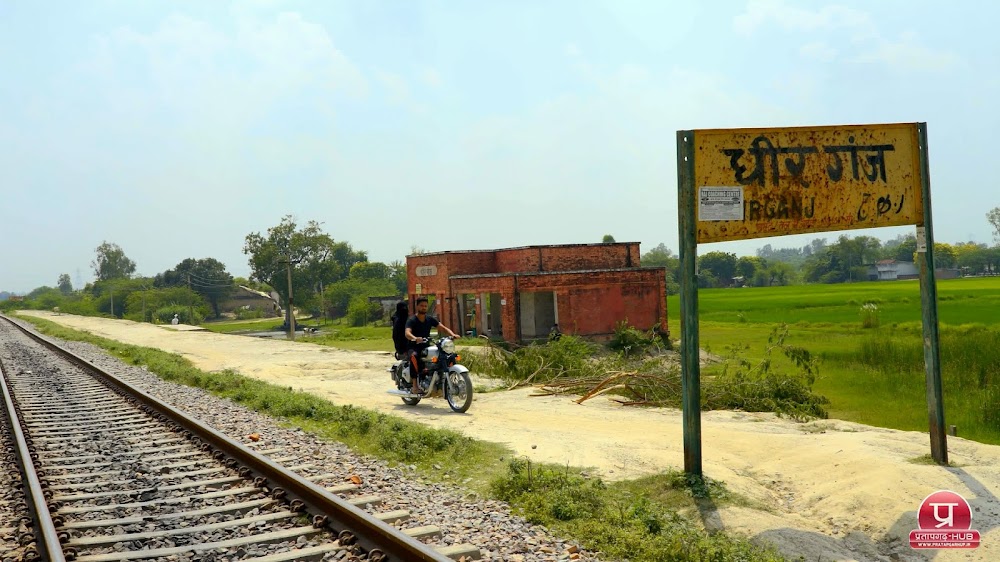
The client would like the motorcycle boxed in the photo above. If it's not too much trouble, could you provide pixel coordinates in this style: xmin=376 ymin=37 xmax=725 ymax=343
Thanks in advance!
xmin=387 ymin=337 xmax=473 ymax=413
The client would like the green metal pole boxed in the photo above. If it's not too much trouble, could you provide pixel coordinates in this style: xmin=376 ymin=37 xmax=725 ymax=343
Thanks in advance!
xmin=916 ymin=122 xmax=947 ymax=465
xmin=676 ymin=130 xmax=702 ymax=476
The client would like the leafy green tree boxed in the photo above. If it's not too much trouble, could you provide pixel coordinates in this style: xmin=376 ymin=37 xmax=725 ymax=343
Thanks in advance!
xmin=388 ymin=260 xmax=408 ymax=295
xmin=155 ymin=258 xmax=235 ymax=318
xmin=602 ymin=234 xmax=616 ymax=243
xmin=697 ymin=251 xmax=738 ymax=286
xmin=243 ymin=216 xmax=365 ymax=328
xmin=933 ymin=243 xmax=958 ymax=269
xmin=324 ymin=278 xmax=398 ymax=319
xmin=349 ymin=261 xmax=391 ymax=281
xmin=91 ymin=241 xmax=136 ymax=281
xmin=736 ymin=256 xmax=764 ymax=280
xmin=641 ymin=243 xmax=680 ymax=295
xmin=987 ymin=207 xmax=1000 ymax=244
xmin=57 ymin=273 xmax=73 ymax=294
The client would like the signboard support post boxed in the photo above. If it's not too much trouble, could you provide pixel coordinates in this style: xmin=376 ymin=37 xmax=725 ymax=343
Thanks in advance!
xmin=676 ymin=130 xmax=702 ymax=477
xmin=916 ymin=123 xmax=948 ymax=464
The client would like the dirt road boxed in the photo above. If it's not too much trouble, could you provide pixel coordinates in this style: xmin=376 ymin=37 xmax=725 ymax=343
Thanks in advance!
xmin=17 ymin=311 xmax=1000 ymax=562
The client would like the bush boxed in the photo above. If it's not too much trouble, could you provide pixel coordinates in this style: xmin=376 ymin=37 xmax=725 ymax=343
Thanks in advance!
xmin=346 ymin=296 xmax=382 ymax=327
xmin=608 ymin=320 xmax=668 ymax=357
xmin=153 ymin=305 xmax=204 ymax=325
xmin=705 ymin=324 xmax=828 ymax=420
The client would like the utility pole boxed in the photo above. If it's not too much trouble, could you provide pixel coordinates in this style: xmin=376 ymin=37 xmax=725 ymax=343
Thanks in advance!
xmin=285 ymin=259 xmax=296 ymax=340
xmin=187 ymin=274 xmax=193 ymax=324
xmin=110 ymin=287 xmax=114 ymax=317
xmin=319 ymin=280 xmax=325 ymax=325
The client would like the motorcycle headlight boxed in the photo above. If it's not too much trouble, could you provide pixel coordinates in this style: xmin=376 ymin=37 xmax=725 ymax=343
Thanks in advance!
xmin=441 ymin=338 xmax=456 ymax=354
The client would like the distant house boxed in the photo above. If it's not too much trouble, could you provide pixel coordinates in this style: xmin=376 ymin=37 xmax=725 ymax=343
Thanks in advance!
xmin=221 ymin=285 xmax=280 ymax=317
xmin=875 ymin=259 xmax=919 ymax=281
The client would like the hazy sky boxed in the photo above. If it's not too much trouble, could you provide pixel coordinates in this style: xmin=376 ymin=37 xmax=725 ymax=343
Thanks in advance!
xmin=3 ymin=0 xmax=998 ymax=293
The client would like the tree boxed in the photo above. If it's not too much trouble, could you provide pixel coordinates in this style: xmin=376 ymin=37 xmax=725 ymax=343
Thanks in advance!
xmin=933 ymin=243 xmax=957 ymax=269
xmin=155 ymin=258 xmax=235 ymax=318
xmin=388 ymin=260 xmax=408 ymax=295
xmin=988 ymin=207 xmax=1000 ymax=244
xmin=57 ymin=273 xmax=73 ymax=294
xmin=697 ymin=251 xmax=737 ymax=286
xmin=244 ymin=216 xmax=364 ymax=328
xmin=348 ymin=261 xmax=391 ymax=282
xmin=641 ymin=243 xmax=680 ymax=295
xmin=91 ymin=241 xmax=136 ymax=281
xmin=736 ymin=256 xmax=764 ymax=280
xmin=602 ymin=234 xmax=616 ymax=243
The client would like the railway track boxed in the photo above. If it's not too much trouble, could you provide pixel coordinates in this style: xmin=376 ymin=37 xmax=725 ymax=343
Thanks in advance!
xmin=0 ymin=315 xmax=481 ymax=562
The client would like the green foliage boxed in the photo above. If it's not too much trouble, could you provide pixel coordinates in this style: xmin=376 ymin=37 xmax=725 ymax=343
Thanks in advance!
xmin=490 ymin=460 xmax=786 ymax=562
xmin=346 ymin=295 xmax=382 ymax=327
xmin=608 ymin=320 xmax=669 ymax=357
xmin=706 ymin=325 xmax=828 ymax=421
xmin=601 ymin=234 xmax=616 ymax=243
xmin=91 ymin=241 xmax=137 ymax=281
xmin=697 ymin=251 xmax=738 ymax=287
xmin=324 ymin=278 xmax=398 ymax=320
xmin=153 ymin=304 xmax=204 ymax=325
xmin=123 ymin=286 xmax=205 ymax=322
xmin=859 ymin=302 xmax=880 ymax=329
xmin=464 ymin=335 xmax=605 ymax=386
xmin=243 ymin=215 xmax=367 ymax=322
xmin=155 ymin=258 xmax=235 ymax=318
xmin=57 ymin=273 xmax=73 ymax=294
xmin=846 ymin=327 xmax=1000 ymax=435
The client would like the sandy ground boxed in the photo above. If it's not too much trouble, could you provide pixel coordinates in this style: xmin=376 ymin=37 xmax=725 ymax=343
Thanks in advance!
xmin=17 ymin=311 xmax=1000 ymax=562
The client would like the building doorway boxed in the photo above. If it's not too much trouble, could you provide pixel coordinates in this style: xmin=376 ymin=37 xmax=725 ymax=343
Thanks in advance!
xmin=518 ymin=291 xmax=557 ymax=339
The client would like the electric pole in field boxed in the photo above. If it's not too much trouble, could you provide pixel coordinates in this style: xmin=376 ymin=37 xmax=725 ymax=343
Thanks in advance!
xmin=187 ymin=274 xmax=193 ymax=324
xmin=284 ymin=259 xmax=295 ymax=340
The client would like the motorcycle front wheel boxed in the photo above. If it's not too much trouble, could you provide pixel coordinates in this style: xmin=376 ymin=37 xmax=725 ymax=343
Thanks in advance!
xmin=401 ymin=396 xmax=421 ymax=406
xmin=445 ymin=371 xmax=473 ymax=413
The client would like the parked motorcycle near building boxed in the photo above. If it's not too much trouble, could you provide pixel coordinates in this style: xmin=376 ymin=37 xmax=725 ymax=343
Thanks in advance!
xmin=387 ymin=337 xmax=473 ymax=413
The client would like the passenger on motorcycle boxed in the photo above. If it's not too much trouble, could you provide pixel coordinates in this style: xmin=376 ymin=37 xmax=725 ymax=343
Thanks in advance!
xmin=390 ymin=301 xmax=409 ymax=358
xmin=404 ymin=296 xmax=460 ymax=394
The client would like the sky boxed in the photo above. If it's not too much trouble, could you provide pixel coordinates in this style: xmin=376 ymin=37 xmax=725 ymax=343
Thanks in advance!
xmin=2 ymin=0 xmax=998 ymax=293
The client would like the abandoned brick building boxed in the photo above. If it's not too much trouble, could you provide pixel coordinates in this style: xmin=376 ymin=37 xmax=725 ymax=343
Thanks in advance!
xmin=406 ymin=243 xmax=668 ymax=343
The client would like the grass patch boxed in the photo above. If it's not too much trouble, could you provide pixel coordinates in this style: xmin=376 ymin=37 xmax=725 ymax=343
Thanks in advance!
xmin=14 ymin=313 xmax=793 ymax=562
xmin=907 ymin=454 xmax=959 ymax=467
xmin=491 ymin=458 xmax=785 ymax=561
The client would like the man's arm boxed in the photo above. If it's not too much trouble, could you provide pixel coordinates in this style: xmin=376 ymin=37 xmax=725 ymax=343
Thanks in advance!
xmin=437 ymin=323 xmax=460 ymax=338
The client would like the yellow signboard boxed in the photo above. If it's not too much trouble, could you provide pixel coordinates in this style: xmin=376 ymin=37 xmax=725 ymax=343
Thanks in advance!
xmin=692 ymin=123 xmax=924 ymax=243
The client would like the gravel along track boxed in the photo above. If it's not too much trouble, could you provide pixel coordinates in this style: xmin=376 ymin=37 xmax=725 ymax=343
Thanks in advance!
xmin=0 ymin=389 xmax=33 ymax=562
xmin=0 ymin=317 xmax=596 ymax=562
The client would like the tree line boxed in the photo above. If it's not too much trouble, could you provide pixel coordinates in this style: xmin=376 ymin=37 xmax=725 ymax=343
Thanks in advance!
xmin=3 ymin=216 xmax=407 ymax=326
xmin=5 ymin=208 xmax=1000 ymax=318
xmin=642 ymin=206 xmax=1000 ymax=291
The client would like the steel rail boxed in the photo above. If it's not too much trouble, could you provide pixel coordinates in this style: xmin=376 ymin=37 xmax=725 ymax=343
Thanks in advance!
xmin=0 ymin=353 xmax=67 ymax=562
xmin=0 ymin=315 xmax=453 ymax=562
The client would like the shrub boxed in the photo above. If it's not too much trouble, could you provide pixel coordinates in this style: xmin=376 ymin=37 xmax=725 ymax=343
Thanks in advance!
xmin=705 ymin=324 xmax=829 ymax=421
xmin=860 ymin=302 xmax=880 ymax=329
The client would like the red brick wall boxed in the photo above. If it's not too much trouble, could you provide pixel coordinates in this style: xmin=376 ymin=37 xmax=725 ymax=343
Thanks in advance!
xmin=406 ymin=244 xmax=666 ymax=342
xmin=491 ymin=243 xmax=641 ymax=273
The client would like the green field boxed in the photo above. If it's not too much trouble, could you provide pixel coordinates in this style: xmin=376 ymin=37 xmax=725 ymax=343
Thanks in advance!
xmin=668 ymin=277 xmax=1000 ymax=445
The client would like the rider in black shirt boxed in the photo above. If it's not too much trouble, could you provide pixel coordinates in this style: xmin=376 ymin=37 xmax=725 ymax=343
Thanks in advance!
xmin=404 ymin=296 xmax=460 ymax=394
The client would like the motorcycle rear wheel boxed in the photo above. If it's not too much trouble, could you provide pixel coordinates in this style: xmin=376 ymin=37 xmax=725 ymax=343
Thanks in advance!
xmin=445 ymin=371 xmax=473 ymax=413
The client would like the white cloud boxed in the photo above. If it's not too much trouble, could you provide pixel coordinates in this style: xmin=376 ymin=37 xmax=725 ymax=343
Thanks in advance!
xmin=565 ymin=42 xmax=582 ymax=57
xmin=420 ymin=67 xmax=443 ymax=88
xmin=799 ymin=41 xmax=837 ymax=62
xmin=375 ymin=68 xmax=411 ymax=105
xmin=734 ymin=0 xmax=959 ymax=73
xmin=734 ymin=0 xmax=874 ymax=36
xmin=852 ymin=32 xmax=961 ymax=72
